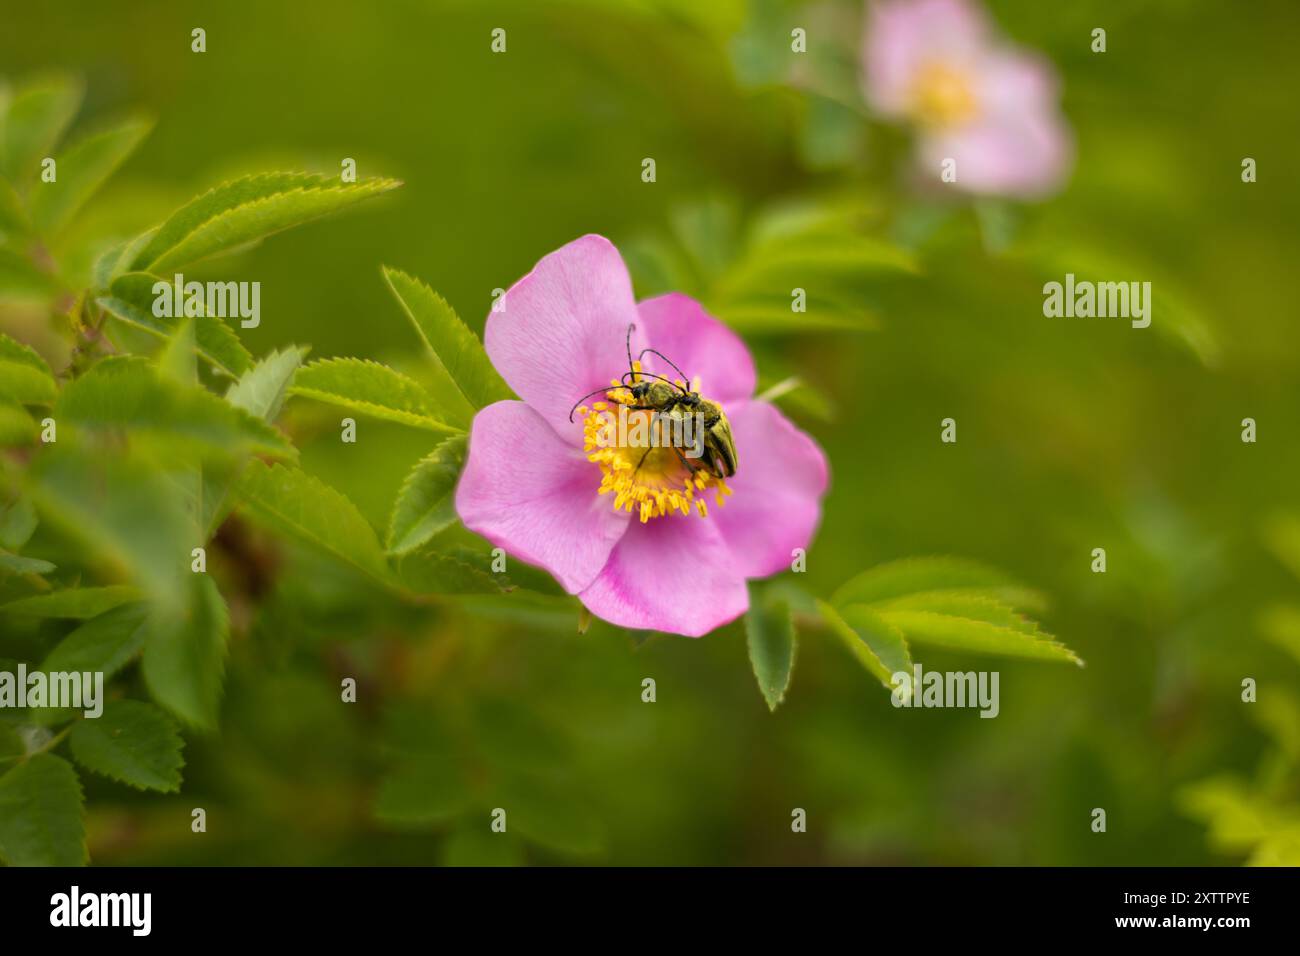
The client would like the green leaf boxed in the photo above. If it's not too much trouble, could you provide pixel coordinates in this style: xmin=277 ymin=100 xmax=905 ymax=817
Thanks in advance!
xmin=0 ymin=173 xmax=28 ymax=235
xmin=647 ymin=196 xmax=918 ymax=336
xmin=56 ymin=355 xmax=294 ymax=460
xmin=877 ymin=586 xmax=1049 ymax=616
xmin=0 ymin=753 xmax=86 ymax=866
xmin=0 ymin=331 xmax=57 ymax=404
xmin=0 ymin=248 xmax=60 ymax=300
xmin=714 ymin=298 xmax=876 ymax=333
xmin=0 ymin=74 xmax=83 ymax=183
xmin=828 ymin=558 xmax=1077 ymax=667
xmin=0 ymin=493 xmax=37 ymax=550
xmin=27 ymin=450 xmax=191 ymax=612
xmin=1263 ymin=513 xmax=1300 ymax=583
xmin=874 ymin=592 xmax=1040 ymax=627
xmin=91 ymin=231 xmax=155 ymax=290
xmin=441 ymin=823 xmax=525 ymax=866
xmin=1179 ymin=777 xmax=1282 ymax=855
xmin=192 ymin=348 xmax=311 ymax=538
xmin=157 ymin=315 xmax=197 ymax=384
xmin=382 ymin=267 xmax=511 ymax=415
xmin=69 ymin=700 xmax=184 ymax=792
xmin=198 ymin=467 xmax=238 ymax=542
xmin=1027 ymin=244 xmax=1219 ymax=366
xmin=0 ymin=585 xmax=141 ymax=619
xmin=193 ymin=348 xmax=313 ymax=538
xmin=224 ymin=346 xmax=307 ymax=421
xmin=142 ymin=574 xmax=229 ymax=730
xmin=730 ymin=0 xmax=798 ymax=86
xmin=395 ymin=546 xmax=514 ymax=596
xmin=670 ymin=197 xmax=741 ymax=280
xmin=290 ymin=357 xmax=459 ymax=433
xmin=28 ymin=116 xmax=152 ymax=236
xmin=474 ymin=698 xmax=571 ymax=773
xmin=129 ymin=171 xmax=401 ymax=272
xmin=1259 ymin=604 xmax=1300 ymax=668
xmin=387 ymin=436 xmax=466 ymax=554
xmin=0 ymin=548 xmax=55 ymax=574
xmin=817 ymin=599 xmax=912 ymax=690
xmin=492 ymin=773 xmax=605 ymax=856
xmin=0 ymin=724 xmax=22 ymax=760
xmin=41 ymin=602 xmax=149 ymax=677
xmin=374 ymin=755 xmax=474 ymax=828
xmin=754 ymin=373 xmax=836 ymax=422
xmin=621 ymin=234 xmax=695 ymax=299
xmin=128 ymin=173 xmax=327 ymax=269
xmin=714 ymin=237 xmax=915 ymax=298
xmin=798 ymin=92 xmax=866 ymax=169
xmin=99 ymin=272 xmax=253 ymax=378
xmin=745 ymin=590 xmax=796 ymax=711
xmin=0 ymin=400 xmax=37 ymax=444
xmin=234 ymin=460 xmax=392 ymax=584
xmin=832 ymin=556 xmax=1021 ymax=607
xmin=876 ymin=606 xmax=1082 ymax=665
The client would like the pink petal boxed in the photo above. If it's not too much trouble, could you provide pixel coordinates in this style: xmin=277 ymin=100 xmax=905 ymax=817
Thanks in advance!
xmin=925 ymin=47 xmax=1071 ymax=197
xmin=484 ymin=235 xmax=646 ymax=441
xmin=578 ymin=517 xmax=749 ymax=638
xmin=864 ymin=0 xmax=990 ymax=115
xmin=709 ymin=401 xmax=829 ymax=579
xmin=920 ymin=102 xmax=1071 ymax=198
xmin=455 ymin=400 xmax=629 ymax=594
xmin=977 ymin=47 xmax=1059 ymax=114
xmin=636 ymin=293 xmax=756 ymax=405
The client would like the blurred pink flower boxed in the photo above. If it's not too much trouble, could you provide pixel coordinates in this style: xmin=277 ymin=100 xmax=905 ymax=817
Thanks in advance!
xmin=455 ymin=235 xmax=829 ymax=637
xmin=863 ymin=0 xmax=1072 ymax=198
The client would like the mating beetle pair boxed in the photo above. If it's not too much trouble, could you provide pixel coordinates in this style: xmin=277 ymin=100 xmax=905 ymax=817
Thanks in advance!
xmin=569 ymin=323 xmax=737 ymax=480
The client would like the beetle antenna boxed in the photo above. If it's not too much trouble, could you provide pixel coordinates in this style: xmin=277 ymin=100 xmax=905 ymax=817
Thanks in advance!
xmin=625 ymin=323 xmax=637 ymax=372
xmin=620 ymin=369 xmax=685 ymax=391
xmin=568 ymin=385 xmax=619 ymax=422
xmin=637 ymin=348 xmax=691 ymax=390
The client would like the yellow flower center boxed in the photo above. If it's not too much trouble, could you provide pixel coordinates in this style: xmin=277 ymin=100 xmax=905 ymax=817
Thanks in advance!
xmin=912 ymin=61 xmax=979 ymax=127
xmin=577 ymin=365 xmax=731 ymax=524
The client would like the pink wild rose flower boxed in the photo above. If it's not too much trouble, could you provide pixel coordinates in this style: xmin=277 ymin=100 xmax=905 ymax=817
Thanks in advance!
xmin=863 ymin=0 xmax=1072 ymax=198
xmin=454 ymin=235 xmax=829 ymax=637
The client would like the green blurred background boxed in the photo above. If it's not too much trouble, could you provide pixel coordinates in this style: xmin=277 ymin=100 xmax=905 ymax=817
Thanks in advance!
xmin=3 ymin=0 xmax=1299 ymax=864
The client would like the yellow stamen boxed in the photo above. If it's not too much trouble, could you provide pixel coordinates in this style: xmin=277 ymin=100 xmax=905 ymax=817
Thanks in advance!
xmin=912 ymin=61 xmax=978 ymax=127
xmin=579 ymin=388 xmax=732 ymax=524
